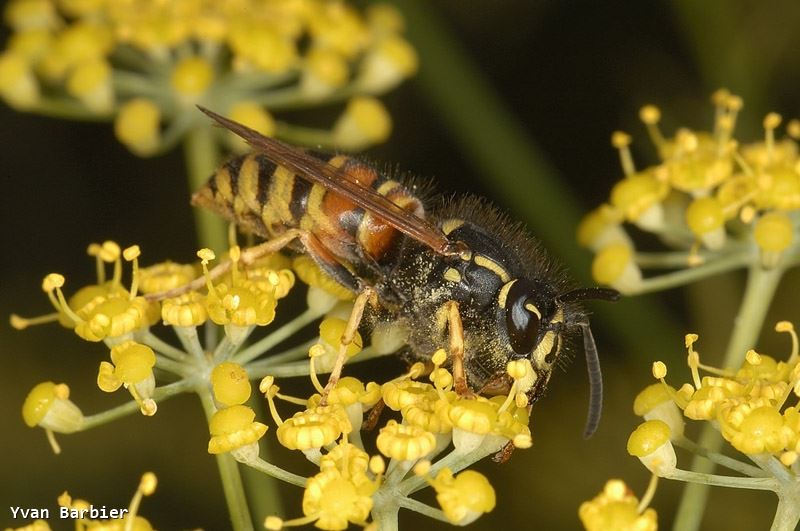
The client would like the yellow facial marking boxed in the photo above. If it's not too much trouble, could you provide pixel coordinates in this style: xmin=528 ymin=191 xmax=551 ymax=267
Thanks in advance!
xmin=524 ymin=302 xmax=541 ymax=319
xmin=497 ymin=280 xmax=516 ymax=309
xmin=533 ymin=331 xmax=557 ymax=367
xmin=442 ymin=218 xmax=465 ymax=235
xmin=443 ymin=267 xmax=462 ymax=283
xmin=473 ymin=255 xmax=510 ymax=283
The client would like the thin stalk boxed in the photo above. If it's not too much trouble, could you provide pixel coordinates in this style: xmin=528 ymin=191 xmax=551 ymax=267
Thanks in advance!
xmin=245 ymin=457 xmax=308 ymax=488
xmin=673 ymin=263 xmax=786 ymax=531
xmin=183 ymin=126 xmax=227 ymax=253
xmin=234 ymin=308 xmax=321 ymax=364
xmin=631 ymin=251 xmax=751 ymax=295
xmin=664 ymin=468 xmax=779 ymax=491
xmin=771 ymin=490 xmax=800 ymax=531
xmin=674 ymin=435 xmax=768 ymax=477
xmin=397 ymin=497 xmax=450 ymax=523
xmin=81 ymin=379 xmax=194 ymax=429
xmin=197 ymin=386 xmax=254 ymax=531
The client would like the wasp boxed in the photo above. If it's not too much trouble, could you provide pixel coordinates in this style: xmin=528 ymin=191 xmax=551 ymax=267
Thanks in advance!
xmin=189 ymin=107 xmax=618 ymax=438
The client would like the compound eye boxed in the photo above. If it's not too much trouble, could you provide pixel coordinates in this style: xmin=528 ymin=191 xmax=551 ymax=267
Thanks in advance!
xmin=505 ymin=279 xmax=541 ymax=355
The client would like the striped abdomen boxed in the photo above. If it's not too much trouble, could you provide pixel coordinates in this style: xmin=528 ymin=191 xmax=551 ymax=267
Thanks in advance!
xmin=192 ymin=150 xmax=425 ymax=282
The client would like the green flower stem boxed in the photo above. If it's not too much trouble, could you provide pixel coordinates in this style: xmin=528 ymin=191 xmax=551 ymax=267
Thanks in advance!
xmin=750 ymin=454 xmax=795 ymax=485
xmin=137 ymin=330 xmax=189 ymax=361
xmin=234 ymin=308 xmax=322 ymax=364
xmin=397 ymin=497 xmax=450 ymax=523
xmin=664 ymin=468 xmax=779 ymax=491
xmin=112 ymin=71 xmax=167 ymax=98
xmin=674 ymin=435 xmax=768 ymax=477
xmin=244 ymin=341 xmax=315 ymax=378
xmin=173 ymin=325 xmax=206 ymax=360
xmin=153 ymin=354 xmax=189 ymax=376
xmin=398 ymin=436 xmax=505 ymax=496
xmin=244 ymin=456 xmax=307 ymax=488
xmin=81 ymin=378 xmax=194 ymax=429
xmin=214 ymin=331 xmax=251 ymax=364
xmin=631 ymin=251 xmax=752 ymax=295
xmin=183 ymin=125 xmax=228 ymax=254
xmin=29 ymin=98 xmax=110 ymax=121
xmin=197 ymin=385 xmax=254 ymax=531
xmin=635 ymin=246 xmax=746 ymax=269
xmin=673 ymin=262 xmax=786 ymax=531
xmin=771 ymin=491 xmax=800 ymax=531
xmin=372 ymin=487 xmax=402 ymax=531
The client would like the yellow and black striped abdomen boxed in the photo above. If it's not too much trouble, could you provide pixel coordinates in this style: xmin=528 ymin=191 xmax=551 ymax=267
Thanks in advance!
xmin=192 ymin=150 xmax=426 ymax=273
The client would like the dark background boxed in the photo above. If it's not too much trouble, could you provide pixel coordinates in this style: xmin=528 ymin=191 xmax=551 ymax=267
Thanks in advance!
xmin=3 ymin=1 xmax=800 ymax=529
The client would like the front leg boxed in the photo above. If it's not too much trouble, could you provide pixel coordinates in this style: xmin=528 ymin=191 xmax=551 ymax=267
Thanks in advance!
xmin=444 ymin=300 xmax=475 ymax=398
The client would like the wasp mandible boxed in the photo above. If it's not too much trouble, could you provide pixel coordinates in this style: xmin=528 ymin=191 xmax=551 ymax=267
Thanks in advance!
xmin=188 ymin=107 xmax=618 ymax=438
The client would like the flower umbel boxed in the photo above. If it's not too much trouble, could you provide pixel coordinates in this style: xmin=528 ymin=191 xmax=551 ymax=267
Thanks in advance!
xmin=0 ymin=0 xmax=418 ymax=154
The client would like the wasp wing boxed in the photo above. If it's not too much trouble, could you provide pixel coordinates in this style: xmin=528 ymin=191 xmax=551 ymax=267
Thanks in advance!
xmin=198 ymin=106 xmax=461 ymax=256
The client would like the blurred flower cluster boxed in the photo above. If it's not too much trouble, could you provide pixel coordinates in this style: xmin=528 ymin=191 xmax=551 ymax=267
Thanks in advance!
xmin=12 ymin=239 xmax=534 ymax=529
xmin=579 ymin=89 xmax=800 ymax=295
xmin=0 ymin=0 xmax=417 ymax=155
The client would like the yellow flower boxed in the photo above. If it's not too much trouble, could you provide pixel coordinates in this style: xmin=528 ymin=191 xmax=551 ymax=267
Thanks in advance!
xmin=22 ymin=381 xmax=83 ymax=432
xmin=429 ymin=468 xmax=496 ymax=526
xmin=276 ymin=405 xmax=351 ymax=451
xmin=208 ymin=405 xmax=267 ymax=455
xmin=301 ymin=468 xmax=375 ymax=530
xmin=718 ymin=403 xmax=793 ymax=456
xmin=161 ymin=292 xmax=208 ymax=327
xmin=138 ymin=261 xmax=196 ymax=294
xmin=627 ymin=420 xmax=676 ymax=475
xmin=211 ymin=361 xmax=251 ymax=406
xmin=579 ymin=479 xmax=657 ymax=531
xmin=1 ymin=0 xmax=417 ymax=154
xmin=376 ymin=419 xmax=436 ymax=461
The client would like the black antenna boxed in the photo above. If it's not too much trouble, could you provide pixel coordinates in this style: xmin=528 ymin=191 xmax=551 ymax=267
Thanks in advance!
xmin=558 ymin=287 xmax=620 ymax=304
xmin=557 ymin=286 xmax=618 ymax=438
xmin=579 ymin=322 xmax=603 ymax=438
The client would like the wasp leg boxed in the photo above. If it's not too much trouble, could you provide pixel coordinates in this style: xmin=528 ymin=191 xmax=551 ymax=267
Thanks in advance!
xmin=320 ymin=286 xmax=377 ymax=404
xmin=445 ymin=301 xmax=474 ymax=398
xmin=145 ymin=229 xmax=308 ymax=301
xmin=362 ymin=398 xmax=386 ymax=431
